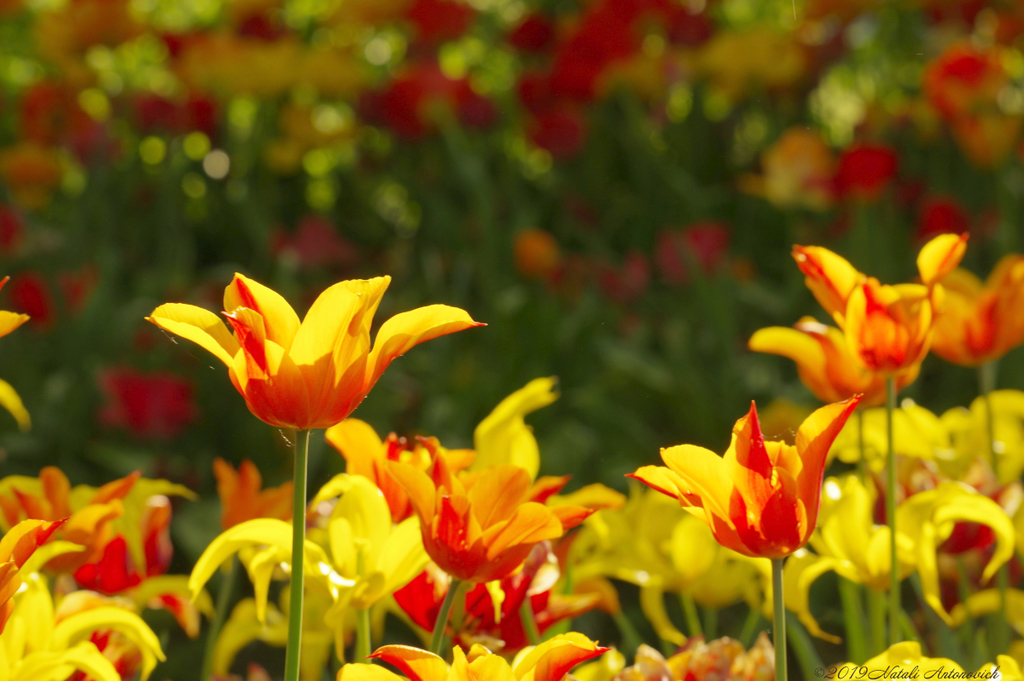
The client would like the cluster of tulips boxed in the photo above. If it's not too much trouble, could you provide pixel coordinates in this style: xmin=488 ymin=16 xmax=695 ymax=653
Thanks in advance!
xmin=3 ymin=227 xmax=1024 ymax=681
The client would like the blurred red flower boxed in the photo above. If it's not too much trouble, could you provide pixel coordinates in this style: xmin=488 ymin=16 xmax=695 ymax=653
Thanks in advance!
xmin=271 ymin=214 xmax=360 ymax=270
xmin=97 ymin=367 xmax=198 ymax=440
xmin=405 ymin=0 xmax=475 ymax=45
xmin=529 ymin=108 xmax=587 ymax=159
xmin=834 ymin=143 xmax=898 ymax=201
xmin=508 ymin=14 xmax=556 ymax=53
xmin=598 ymin=251 xmax=649 ymax=304
xmin=8 ymin=272 xmax=54 ymax=329
xmin=917 ymin=195 xmax=970 ymax=241
xmin=655 ymin=220 xmax=730 ymax=284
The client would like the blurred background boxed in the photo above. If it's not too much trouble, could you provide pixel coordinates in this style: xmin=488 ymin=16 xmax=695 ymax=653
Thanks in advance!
xmin=1 ymin=0 xmax=1024 ymax=582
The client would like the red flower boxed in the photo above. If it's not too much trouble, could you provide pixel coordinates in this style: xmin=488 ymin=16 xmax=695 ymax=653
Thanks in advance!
xmin=529 ymin=108 xmax=587 ymax=159
xmin=508 ymin=14 xmax=556 ymax=53
xmin=271 ymin=215 xmax=360 ymax=270
xmin=97 ymin=367 xmax=198 ymax=440
xmin=917 ymin=196 xmax=970 ymax=242
xmin=0 ymin=206 xmax=24 ymax=255
xmin=834 ymin=143 xmax=899 ymax=201
xmin=8 ymin=272 xmax=54 ymax=329
xmin=406 ymin=0 xmax=475 ymax=45
xmin=655 ymin=221 xmax=730 ymax=284
xmin=598 ymin=251 xmax=650 ymax=304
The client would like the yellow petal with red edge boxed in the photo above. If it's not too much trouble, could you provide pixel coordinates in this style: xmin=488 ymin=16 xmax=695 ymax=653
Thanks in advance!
xmin=325 ymin=419 xmax=386 ymax=479
xmin=482 ymin=502 xmax=564 ymax=561
xmin=132 ymin=575 xmax=214 ymax=638
xmin=783 ymin=549 xmax=842 ymax=643
xmin=0 ymin=517 xmax=65 ymax=565
xmin=367 ymin=305 xmax=483 ymax=389
xmin=792 ymin=245 xmax=862 ymax=317
xmin=549 ymin=504 xmax=594 ymax=531
xmin=513 ymin=632 xmax=607 ymax=681
xmin=626 ymin=465 xmax=687 ymax=502
xmin=0 ymin=378 xmax=29 ymax=432
xmin=659 ymin=445 xmax=734 ymax=523
xmin=147 ymin=303 xmax=240 ymax=367
xmin=50 ymin=606 xmax=165 ymax=681
xmin=231 ymin=338 xmax=311 ymax=429
xmin=472 ymin=377 xmax=558 ymax=480
xmin=793 ymin=398 xmax=860 ymax=516
xmin=467 ymin=465 xmax=531 ymax=529
xmin=387 ymin=462 xmax=438 ymax=527
xmin=917 ymin=233 xmax=968 ymax=286
xmin=370 ymin=645 xmax=449 ymax=681
xmin=12 ymin=641 xmax=124 ymax=681
xmin=0 ymin=310 xmax=29 ymax=338
xmin=337 ymin=664 xmax=406 ymax=681
xmin=224 ymin=273 xmax=301 ymax=349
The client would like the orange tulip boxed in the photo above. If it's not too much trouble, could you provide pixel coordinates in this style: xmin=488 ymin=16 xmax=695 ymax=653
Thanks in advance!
xmin=930 ymin=255 xmax=1024 ymax=366
xmin=0 ymin=518 xmax=64 ymax=633
xmin=325 ymin=418 xmax=474 ymax=523
xmin=793 ymin=233 xmax=967 ymax=376
xmin=388 ymin=457 xmax=592 ymax=582
xmin=213 ymin=458 xmax=293 ymax=530
xmin=147 ymin=274 xmax=482 ymax=430
xmin=750 ymin=316 xmax=919 ymax=407
xmin=629 ymin=398 xmax=859 ymax=559
xmin=337 ymin=634 xmax=606 ymax=681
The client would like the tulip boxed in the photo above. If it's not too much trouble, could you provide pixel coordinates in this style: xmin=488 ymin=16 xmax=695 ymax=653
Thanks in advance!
xmin=213 ymin=458 xmax=293 ymax=530
xmin=931 ymin=255 xmax=1024 ymax=367
xmin=147 ymin=273 xmax=481 ymax=430
xmin=749 ymin=316 xmax=919 ymax=406
xmin=630 ymin=398 xmax=859 ymax=559
xmin=0 ymin=518 xmax=64 ymax=632
xmin=337 ymin=633 xmax=606 ymax=681
xmin=785 ymin=476 xmax=1013 ymax=640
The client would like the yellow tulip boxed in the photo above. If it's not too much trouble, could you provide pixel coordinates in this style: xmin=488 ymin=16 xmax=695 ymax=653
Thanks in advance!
xmin=1 ymin=572 xmax=164 ymax=681
xmin=786 ymin=476 xmax=1014 ymax=640
xmin=470 ymin=376 xmax=558 ymax=480
xmin=829 ymin=402 xmax=949 ymax=471
xmin=831 ymin=642 xmax=963 ymax=678
xmin=942 ymin=390 xmax=1024 ymax=484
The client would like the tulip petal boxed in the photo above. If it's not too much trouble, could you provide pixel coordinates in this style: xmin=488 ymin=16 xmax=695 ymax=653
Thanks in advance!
xmin=50 ymin=606 xmax=166 ymax=681
xmin=472 ymin=377 xmax=558 ymax=480
xmin=626 ymin=465 xmax=688 ymax=502
xmin=793 ymin=398 xmax=860 ymax=520
xmin=783 ymin=550 xmax=842 ymax=643
xmin=224 ymin=273 xmax=301 ymax=349
xmin=748 ymin=325 xmax=827 ymax=381
xmin=482 ymin=502 xmax=564 ymax=562
xmin=638 ymin=584 xmax=686 ymax=645
xmin=792 ymin=245 xmax=862 ymax=317
xmin=212 ymin=599 xmax=288 ymax=678
xmin=338 ymin=664 xmax=406 ymax=681
xmin=367 ymin=304 xmax=483 ymax=389
xmin=917 ymin=233 xmax=968 ymax=286
xmin=467 ymin=465 xmax=531 ymax=529
xmin=378 ymin=517 xmax=430 ymax=594
xmin=13 ymin=641 xmax=123 ymax=681
xmin=387 ymin=462 xmax=437 ymax=527
xmin=325 ymin=419 xmax=385 ymax=480
xmin=659 ymin=445 xmax=734 ymax=523
xmin=147 ymin=303 xmax=240 ymax=367
xmin=0 ymin=310 xmax=29 ymax=338
xmin=513 ymin=632 xmax=606 ymax=681
xmin=370 ymin=644 xmax=449 ymax=681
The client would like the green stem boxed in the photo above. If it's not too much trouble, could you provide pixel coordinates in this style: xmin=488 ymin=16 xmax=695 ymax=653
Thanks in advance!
xmin=430 ymin=578 xmax=462 ymax=655
xmin=739 ymin=607 xmax=762 ymax=648
xmin=612 ymin=611 xmax=643 ymax=655
xmin=703 ymin=607 xmax=718 ymax=640
xmin=773 ymin=558 xmax=787 ymax=681
xmin=200 ymin=556 xmax=238 ymax=681
xmin=680 ymin=593 xmax=703 ymax=638
xmin=520 ymin=598 xmax=541 ymax=646
xmin=355 ymin=608 xmax=371 ymax=662
xmin=284 ymin=429 xmax=311 ymax=681
xmin=838 ymin=577 xmax=868 ymax=664
xmin=885 ymin=377 xmax=901 ymax=646
xmin=786 ymin=613 xmax=824 ymax=681
xmin=869 ymin=588 xmax=886 ymax=656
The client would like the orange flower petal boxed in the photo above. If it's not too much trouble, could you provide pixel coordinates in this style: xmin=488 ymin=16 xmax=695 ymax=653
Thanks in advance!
xmin=466 ymin=465 xmax=531 ymax=529
xmin=659 ymin=445 xmax=734 ymax=522
xmin=387 ymin=462 xmax=438 ymax=528
xmin=370 ymin=645 xmax=449 ymax=681
xmin=325 ymin=419 xmax=385 ymax=480
xmin=792 ymin=245 xmax=863 ymax=318
xmin=481 ymin=502 xmax=563 ymax=562
xmin=794 ymin=397 xmax=860 ymax=513
xmin=146 ymin=303 xmax=240 ymax=367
